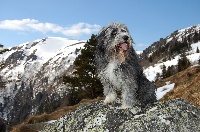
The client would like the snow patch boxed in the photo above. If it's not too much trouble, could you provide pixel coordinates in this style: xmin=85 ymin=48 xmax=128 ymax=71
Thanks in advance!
xmin=156 ymin=82 xmax=175 ymax=100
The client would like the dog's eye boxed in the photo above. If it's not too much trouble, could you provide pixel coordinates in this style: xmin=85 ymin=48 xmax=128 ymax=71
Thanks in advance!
xmin=111 ymin=29 xmax=117 ymax=35
xmin=121 ymin=29 xmax=126 ymax=32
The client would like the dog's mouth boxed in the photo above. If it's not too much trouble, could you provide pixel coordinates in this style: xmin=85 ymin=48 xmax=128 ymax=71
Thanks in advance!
xmin=114 ymin=41 xmax=130 ymax=62
xmin=116 ymin=41 xmax=129 ymax=52
xmin=117 ymin=42 xmax=128 ymax=51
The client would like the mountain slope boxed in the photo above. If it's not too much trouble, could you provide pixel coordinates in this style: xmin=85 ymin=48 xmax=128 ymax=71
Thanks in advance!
xmin=141 ymin=24 xmax=200 ymax=108
xmin=0 ymin=37 xmax=85 ymax=125
xmin=141 ymin=24 xmax=200 ymax=81
xmin=140 ymin=24 xmax=200 ymax=67
xmin=156 ymin=65 xmax=200 ymax=107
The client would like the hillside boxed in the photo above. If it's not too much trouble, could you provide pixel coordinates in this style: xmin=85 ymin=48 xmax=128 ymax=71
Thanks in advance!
xmin=140 ymin=24 xmax=200 ymax=68
xmin=0 ymin=37 xmax=85 ymax=126
xmin=156 ymin=65 xmax=200 ymax=107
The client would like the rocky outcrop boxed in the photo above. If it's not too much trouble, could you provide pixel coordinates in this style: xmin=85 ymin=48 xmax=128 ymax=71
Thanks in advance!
xmin=41 ymin=98 xmax=200 ymax=132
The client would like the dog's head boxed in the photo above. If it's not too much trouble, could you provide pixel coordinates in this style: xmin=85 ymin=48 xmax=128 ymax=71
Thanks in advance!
xmin=96 ymin=22 xmax=134 ymax=63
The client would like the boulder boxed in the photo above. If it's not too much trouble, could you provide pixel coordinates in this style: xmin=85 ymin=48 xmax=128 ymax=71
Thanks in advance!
xmin=41 ymin=98 xmax=200 ymax=132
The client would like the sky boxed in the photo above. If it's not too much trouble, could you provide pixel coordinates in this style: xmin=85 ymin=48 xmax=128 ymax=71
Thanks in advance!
xmin=0 ymin=0 xmax=200 ymax=51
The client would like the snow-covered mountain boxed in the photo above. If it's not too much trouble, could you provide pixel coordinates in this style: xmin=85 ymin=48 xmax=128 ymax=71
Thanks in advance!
xmin=0 ymin=37 xmax=85 ymax=124
xmin=141 ymin=24 xmax=200 ymax=81
xmin=144 ymin=41 xmax=200 ymax=81
xmin=139 ymin=24 xmax=200 ymax=103
xmin=141 ymin=24 xmax=200 ymax=57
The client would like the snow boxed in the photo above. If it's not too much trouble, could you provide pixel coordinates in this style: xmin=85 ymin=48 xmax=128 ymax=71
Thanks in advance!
xmin=166 ymin=37 xmax=172 ymax=43
xmin=156 ymin=82 xmax=175 ymax=100
xmin=136 ymin=50 xmax=143 ymax=54
xmin=24 ymin=37 xmax=81 ymax=62
xmin=191 ymin=41 xmax=200 ymax=50
xmin=165 ymin=24 xmax=200 ymax=44
xmin=144 ymin=41 xmax=200 ymax=81
xmin=0 ymin=37 xmax=85 ymax=112
xmin=0 ymin=37 xmax=85 ymax=80
xmin=47 ymin=120 xmax=57 ymax=124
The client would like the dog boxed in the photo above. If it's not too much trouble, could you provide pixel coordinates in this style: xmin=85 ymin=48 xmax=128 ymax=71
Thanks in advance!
xmin=95 ymin=22 xmax=156 ymax=108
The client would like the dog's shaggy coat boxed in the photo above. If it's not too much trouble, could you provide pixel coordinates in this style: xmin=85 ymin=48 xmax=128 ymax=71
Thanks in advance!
xmin=95 ymin=22 xmax=156 ymax=108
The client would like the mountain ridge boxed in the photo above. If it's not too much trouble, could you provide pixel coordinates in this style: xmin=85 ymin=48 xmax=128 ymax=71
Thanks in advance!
xmin=140 ymin=24 xmax=200 ymax=68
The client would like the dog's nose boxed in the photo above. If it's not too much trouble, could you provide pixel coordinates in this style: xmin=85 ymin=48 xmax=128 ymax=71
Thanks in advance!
xmin=122 ymin=35 xmax=129 ymax=41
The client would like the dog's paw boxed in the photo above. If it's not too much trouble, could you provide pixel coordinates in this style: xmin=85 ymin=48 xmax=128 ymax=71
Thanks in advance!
xmin=104 ymin=93 xmax=117 ymax=105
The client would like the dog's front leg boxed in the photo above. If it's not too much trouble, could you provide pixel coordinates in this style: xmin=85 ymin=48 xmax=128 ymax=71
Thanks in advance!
xmin=121 ymin=83 xmax=140 ymax=109
xmin=103 ymin=85 xmax=117 ymax=105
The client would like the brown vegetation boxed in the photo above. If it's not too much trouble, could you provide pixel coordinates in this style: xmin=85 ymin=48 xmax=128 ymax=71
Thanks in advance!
xmin=156 ymin=65 xmax=200 ymax=108
xmin=11 ymin=123 xmax=37 ymax=132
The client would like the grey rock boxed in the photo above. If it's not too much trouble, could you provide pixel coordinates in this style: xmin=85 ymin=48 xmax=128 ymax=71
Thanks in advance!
xmin=41 ymin=98 xmax=200 ymax=132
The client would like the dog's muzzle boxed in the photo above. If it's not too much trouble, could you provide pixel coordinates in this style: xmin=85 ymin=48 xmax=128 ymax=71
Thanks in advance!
xmin=115 ymin=35 xmax=129 ymax=52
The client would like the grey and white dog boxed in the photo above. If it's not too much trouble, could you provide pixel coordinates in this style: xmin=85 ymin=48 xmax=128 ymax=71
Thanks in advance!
xmin=95 ymin=22 xmax=156 ymax=108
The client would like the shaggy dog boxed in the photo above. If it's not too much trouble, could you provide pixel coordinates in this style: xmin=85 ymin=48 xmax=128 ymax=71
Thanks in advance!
xmin=95 ymin=22 xmax=156 ymax=108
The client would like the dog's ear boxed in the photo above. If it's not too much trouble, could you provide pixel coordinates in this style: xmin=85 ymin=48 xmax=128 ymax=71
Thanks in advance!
xmin=96 ymin=27 xmax=107 ymax=41
xmin=95 ymin=27 xmax=107 ymax=53
xmin=96 ymin=40 xmax=105 ymax=54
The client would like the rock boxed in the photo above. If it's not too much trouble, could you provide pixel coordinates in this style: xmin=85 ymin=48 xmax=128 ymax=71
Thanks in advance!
xmin=41 ymin=98 xmax=200 ymax=132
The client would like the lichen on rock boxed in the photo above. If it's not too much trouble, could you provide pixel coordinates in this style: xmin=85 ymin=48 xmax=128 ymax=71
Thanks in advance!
xmin=41 ymin=98 xmax=200 ymax=132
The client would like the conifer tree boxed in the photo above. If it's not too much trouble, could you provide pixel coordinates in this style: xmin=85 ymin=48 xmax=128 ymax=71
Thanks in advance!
xmin=63 ymin=34 xmax=103 ymax=105
xmin=196 ymin=47 xmax=200 ymax=53
xmin=166 ymin=65 xmax=176 ymax=78
xmin=148 ymin=55 xmax=153 ymax=63
xmin=178 ymin=53 xmax=191 ymax=72
xmin=162 ymin=64 xmax=167 ymax=79
xmin=155 ymin=73 xmax=161 ymax=81
xmin=0 ymin=44 xmax=6 ymax=88
xmin=193 ymin=31 xmax=199 ymax=43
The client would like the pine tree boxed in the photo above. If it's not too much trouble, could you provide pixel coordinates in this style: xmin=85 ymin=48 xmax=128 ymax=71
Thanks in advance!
xmin=148 ymin=55 xmax=153 ymax=63
xmin=193 ymin=31 xmax=199 ymax=43
xmin=166 ymin=65 xmax=176 ymax=78
xmin=155 ymin=73 xmax=161 ymax=81
xmin=196 ymin=47 xmax=200 ymax=53
xmin=162 ymin=64 xmax=167 ymax=79
xmin=178 ymin=53 xmax=191 ymax=72
xmin=0 ymin=44 xmax=10 ymax=54
xmin=63 ymin=34 xmax=103 ymax=105
xmin=0 ymin=44 xmax=6 ymax=88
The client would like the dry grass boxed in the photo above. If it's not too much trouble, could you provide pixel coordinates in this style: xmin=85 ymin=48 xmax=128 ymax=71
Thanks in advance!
xmin=11 ymin=123 xmax=37 ymax=132
xmin=156 ymin=66 xmax=200 ymax=108
xmin=25 ymin=97 xmax=103 ymax=124
xmin=11 ymin=97 xmax=103 ymax=132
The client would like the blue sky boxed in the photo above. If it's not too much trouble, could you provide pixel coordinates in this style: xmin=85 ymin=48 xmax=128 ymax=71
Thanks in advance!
xmin=0 ymin=0 xmax=200 ymax=51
